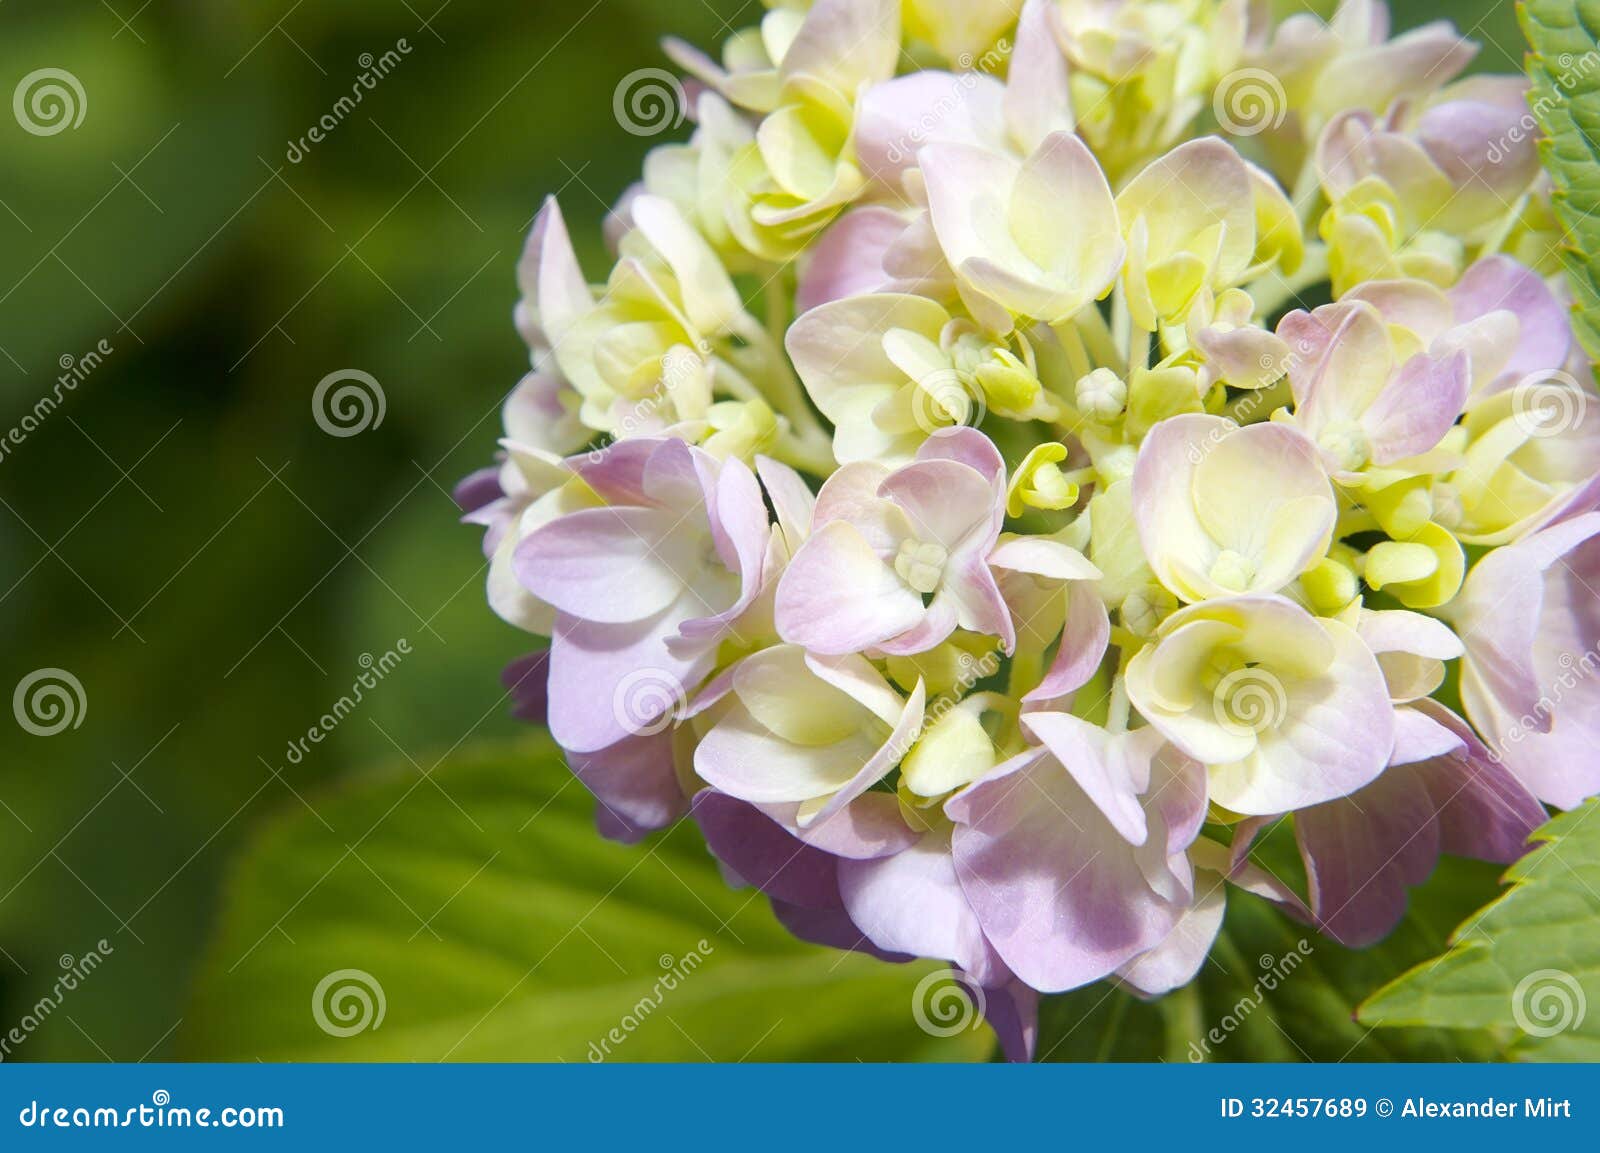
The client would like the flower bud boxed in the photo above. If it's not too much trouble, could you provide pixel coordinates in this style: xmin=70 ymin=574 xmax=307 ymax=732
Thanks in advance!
xmin=1075 ymin=367 xmax=1127 ymax=422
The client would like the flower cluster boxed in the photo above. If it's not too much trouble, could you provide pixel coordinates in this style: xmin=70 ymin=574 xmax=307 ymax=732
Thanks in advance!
xmin=459 ymin=0 xmax=1598 ymax=1059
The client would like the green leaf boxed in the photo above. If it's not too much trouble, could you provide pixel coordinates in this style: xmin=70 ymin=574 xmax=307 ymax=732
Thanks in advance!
xmin=1521 ymin=0 xmax=1600 ymax=359
xmin=183 ymin=735 xmax=995 ymax=1062
xmin=1037 ymin=854 xmax=1506 ymax=1062
xmin=1358 ymin=799 xmax=1600 ymax=1060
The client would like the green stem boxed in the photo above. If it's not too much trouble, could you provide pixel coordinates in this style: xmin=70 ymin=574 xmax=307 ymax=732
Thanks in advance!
xmin=1111 ymin=283 xmax=1132 ymax=366
xmin=728 ymin=312 xmax=831 ymax=447
xmin=1106 ymin=647 xmax=1133 ymax=734
xmin=1053 ymin=317 xmax=1093 ymax=385
xmin=1290 ymin=151 xmax=1322 ymax=230
xmin=711 ymin=357 xmax=766 ymax=405
xmin=771 ymin=426 xmax=837 ymax=477
xmin=1068 ymin=307 xmax=1121 ymax=374
xmin=1223 ymin=377 xmax=1291 ymax=425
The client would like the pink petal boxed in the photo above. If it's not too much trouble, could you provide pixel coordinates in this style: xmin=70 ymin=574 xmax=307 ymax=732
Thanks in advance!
xmin=515 ymin=506 xmax=693 ymax=624
xmin=838 ymin=828 xmax=1010 ymax=986
xmin=755 ymin=455 xmax=817 ymax=550
xmin=545 ymin=609 xmax=707 ymax=754
xmin=855 ymin=72 xmax=1005 ymax=187
xmin=758 ymin=792 xmax=918 ymax=859
xmin=1021 ymin=711 xmax=1148 ymax=845
xmin=567 ymin=729 xmax=688 ymax=838
xmin=692 ymin=790 xmax=842 ymax=908
xmin=1363 ymin=349 xmax=1469 ymax=463
xmin=1024 ymin=580 xmax=1111 ymax=703
xmin=1449 ymin=256 xmax=1572 ymax=394
xmin=797 ymin=207 xmax=904 ymax=311
xmin=566 ymin=437 xmax=669 ymax=507
xmin=879 ymin=459 xmax=997 ymax=553
xmin=775 ymin=520 xmax=925 ymax=654
xmin=947 ymin=749 xmax=1185 ymax=993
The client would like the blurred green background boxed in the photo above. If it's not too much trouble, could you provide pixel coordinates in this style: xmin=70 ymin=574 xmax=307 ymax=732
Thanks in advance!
xmin=0 ymin=0 xmax=1524 ymax=1062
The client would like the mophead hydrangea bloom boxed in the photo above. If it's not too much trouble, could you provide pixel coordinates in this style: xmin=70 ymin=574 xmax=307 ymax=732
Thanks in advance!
xmin=459 ymin=0 xmax=1598 ymax=1060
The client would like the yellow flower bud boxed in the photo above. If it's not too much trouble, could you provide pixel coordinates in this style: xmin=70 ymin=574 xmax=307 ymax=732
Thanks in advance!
xmin=1300 ymin=558 xmax=1360 ymax=615
xmin=1006 ymin=442 xmax=1080 ymax=518
xmin=1363 ymin=522 xmax=1464 ymax=609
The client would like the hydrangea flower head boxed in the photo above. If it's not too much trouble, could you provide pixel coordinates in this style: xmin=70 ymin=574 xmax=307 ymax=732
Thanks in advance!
xmin=461 ymin=0 xmax=1595 ymax=1059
